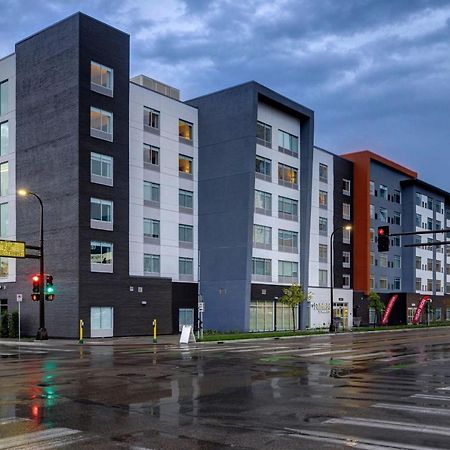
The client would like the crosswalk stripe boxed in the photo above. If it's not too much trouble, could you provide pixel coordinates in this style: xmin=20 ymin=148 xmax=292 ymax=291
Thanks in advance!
xmin=0 ymin=428 xmax=83 ymax=450
xmin=373 ymin=403 xmax=450 ymax=416
xmin=339 ymin=351 xmax=386 ymax=360
xmin=299 ymin=349 xmax=353 ymax=357
xmin=325 ymin=416 xmax=450 ymax=437
xmin=411 ymin=393 xmax=450 ymax=401
xmin=437 ymin=386 xmax=450 ymax=391
xmin=0 ymin=417 xmax=30 ymax=426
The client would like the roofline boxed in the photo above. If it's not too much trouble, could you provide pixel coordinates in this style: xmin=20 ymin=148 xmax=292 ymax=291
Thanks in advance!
xmin=401 ymin=178 xmax=450 ymax=202
xmin=314 ymin=145 xmax=352 ymax=163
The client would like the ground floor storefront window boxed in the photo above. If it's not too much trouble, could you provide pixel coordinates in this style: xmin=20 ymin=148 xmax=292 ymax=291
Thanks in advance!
xmin=249 ymin=301 xmax=298 ymax=331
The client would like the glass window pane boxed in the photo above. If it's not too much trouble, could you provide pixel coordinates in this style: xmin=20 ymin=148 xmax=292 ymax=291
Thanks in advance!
xmin=90 ymin=108 xmax=102 ymax=130
xmin=0 ymin=81 xmax=8 ymax=116
xmin=100 ymin=307 xmax=113 ymax=329
xmin=0 ymin=122 xmax=8 ymax=156
xmin=90 ymin=242 xmax=102 ymax=264
xmin=0 ymin=162 xmax=7 ymax=196
xmin=91 ymin=62 xmax=102 ymax=85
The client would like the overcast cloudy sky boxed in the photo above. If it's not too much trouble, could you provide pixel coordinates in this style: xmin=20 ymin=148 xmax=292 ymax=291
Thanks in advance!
xmin=1 ymin=0 xmax=449 ymax=189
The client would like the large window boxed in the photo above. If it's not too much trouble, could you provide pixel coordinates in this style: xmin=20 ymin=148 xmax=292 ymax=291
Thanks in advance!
xmin=256 ymin=121 xmax=272 ymax=147
xmin=179 ymin=119 xmax=193 ymax=143
xmin=319 ymin=217 xmax=328 ymax=235
xmin=91 ymin=152 xmax=113 ymax=185
xmin=179 ymin=257 xmax=194 ymax=277
xmin=369 ymin=181 xmax=375 ymax=196
xmin=143 ymin=144 xmax=159 ymax=168
xmin=393 ymin=255 xmax=401 ymax=269
xmin=278 ymin=229 xmax=298 ymax=253
xmin=144 ymin=107 xmax=160 ymax=130
xmin=0 ymin=258 xmax=8 ymax=278
xmin=343 ymin=251 xmax=351 ymax=268
xmin=252 ymin=257 xmax=271 ymax=279
xmin=90 ymin=198 xmax=113 ymax=230
xmin=144 ymin=254 xmax=160 ymax=274
xmin=319 ymin=190 xmax=328 ymax=209
xmin=0 ymin=122 xmax=8 ymax=156
xmin=379 ymin=207 xmax=388 ymax=223
xmin=278 ymin=196 xmax=298 ymax=221
xmin=394 ymin=278 xmax=401 ymax=290
xmin=319 ymin=269 xmax=327 ymax=287
xmin=0 ymin=80 xmax=8 ymax=116
xmin=379 ymin=184 xmax=388 ymax=199
xmin=379 ymin=277 xmax=388 ymax=289
xmin=90 ymin=241 xmax=113 ymax=270
xmin=179 ymin=224 xmax=194 ymax=246
xmin=278 ymin=130 xmax=298 ymax=156
xmin=179 ymin=154 xmax=193 ymax=176
xmin=343 ymin=274 xmax=351 ymax=289
xmin=179 ymin=189 xmax=193 ymax=211
xmin=0 ymin=162 xmax=7 ymax=196
xmin=144 ymin=218 xmax=160 ymax=239
xmin=253 ymin=224 xmax=272 ymax=249
xmin=279 ymin=260 xmax=298 ymax=282
xmin=144 ymin=181 xmax=160 ymax=204
xmin=343 ymin=179 xmax=351 ymax=195
xmin=343 ymin=203 xmax=351 ymax=220
xmin=343 ymin=227 xmax=351 ymax=244
xmin=319 ymin=163 xmax=328 ymax=183
xmin=90 ymin=61 xmax=113 ymax=95
xmin=90 ymin=107 xmax=113 ymax=140
xmin=393 ymin=211 xmax=401 ymax=225
xmin=0 ymin=203 xmax=7 ymax=238
xmin=254 ymin=190 xmax=271 ymax=216
xmin=255 ymin=156 xmax=271 ymax=180
xmin=278 ymin=163 xmax=298 ymax=188
xmin=319 ymin=243 xmax=327 ymax=262
xmin=416 ymin=213 xmax=422 ymax=227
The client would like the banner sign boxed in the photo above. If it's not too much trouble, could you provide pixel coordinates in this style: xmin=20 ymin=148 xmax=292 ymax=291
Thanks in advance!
xmin=0 ymin=240 xmax=26 ymax=258
xmin=381 ymin=294 xmax=398 ymax=325
xmin=412 ymin=296 xmax=430 ymax=324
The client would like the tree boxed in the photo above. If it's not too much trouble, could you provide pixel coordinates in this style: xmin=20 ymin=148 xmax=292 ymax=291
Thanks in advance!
xmin=368 ymin=291 xmax=385 ymax=327
xmin=279 ymin=284 xmax=313 ymax=331
xmin=0 ymin=312 xmax=9 ymax=338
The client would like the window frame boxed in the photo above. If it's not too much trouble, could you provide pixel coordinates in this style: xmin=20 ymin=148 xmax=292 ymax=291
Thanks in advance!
xmin=90 ymin=61 xmax=113 ymax=96
xmin=179 ymin=154 xmax=193 ymax=177
xmin=90 ymin=197 xmax=113 ymax=231
xmin=256 ymin=121 xmax=272 ymax=148
xmin=278 ymin=163 xmax=298 ymax=188
xmin=90 ymin=240 xmax=113 ymax=272
xmin=179 ymin=119 xmax=193 ymax=144
xmin=90 ymin=107 xmax=113 ymax=141
xmin=144 ymin=253 xmax=160 ymax=275
xmin=91 ymin=152 xmax=113 ymax=186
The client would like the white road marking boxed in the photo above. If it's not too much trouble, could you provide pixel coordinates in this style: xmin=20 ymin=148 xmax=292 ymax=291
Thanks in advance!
xmin=260 ymin=346 xmax=325 ymax=355
xmin=411 ymin=393 xmax=450 ymax=401
xmin=299 ymin=349 xmax=354 ymax=357
xmin=373 ymin=403 xmax=450 ymax=416
xmin=284 ymin=427 xmax=437 ymax=449
xmin=233 ymin=346 xmax=292 ymax=353
xmin=0 ymin=417 xmax=30 ymax=426
xmin=339 ymin=351 xmax=386 ymax=360
xmin=326 ymin=416 xmax=450 ymax=437
xmin=437 ymin=386 xmax=450 ymax=391
xmin=0 ymin=428 xmax=84 ymax=450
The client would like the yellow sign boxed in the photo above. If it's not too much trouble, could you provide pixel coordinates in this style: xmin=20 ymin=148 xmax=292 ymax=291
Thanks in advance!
xmin=0 ymin=240 xmax=26 ymax=258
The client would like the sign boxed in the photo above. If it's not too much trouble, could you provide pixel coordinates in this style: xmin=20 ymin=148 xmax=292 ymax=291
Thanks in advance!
xmin=0 ymin=240 xmax=26 ymax=258
xmin=198 ymin=302 xmax=204 ymax=313
xmin=16 ymin=294 xmax=23 ymax=303
xmin=179 ymin=325 xmax=196 ymax=344
xmin=412 ymin=296 xmax=430 ymax=324
xmin=381 ymin=294 xmax=398 ymax=325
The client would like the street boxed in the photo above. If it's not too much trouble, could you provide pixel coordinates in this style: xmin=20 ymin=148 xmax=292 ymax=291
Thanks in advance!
xmin=1 ymin=328 xmax=450 ymax=449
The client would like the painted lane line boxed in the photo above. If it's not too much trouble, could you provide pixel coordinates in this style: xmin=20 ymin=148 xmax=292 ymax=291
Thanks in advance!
xmin=284 ymin=428 xmax=437 ymax=450
xmin=0 ymin=417 xmax=30 ymax=426
xmin=261 ymin=346 xmax=325 ymax=355
xmin=299 ymin=349 xmax=353 ymax=357
xmin=339 ymin=351 xmax=387 ymax=360
xmin=234 ymin=346 xmax=292 ymax=353
xmin=379 ymin=353 xmax=421 ymax=362
xmin=0 ymin=428 xmax=83 ymax=450
xmin=437 ymin=386 xmax=450 ymax=391
xmin=373 ymin=403 xmax=450 ymax=416
xmin=325 ymin=416 xmax=450 ymax=437
xmin=411 ymin=393 xmax=450 ymax=401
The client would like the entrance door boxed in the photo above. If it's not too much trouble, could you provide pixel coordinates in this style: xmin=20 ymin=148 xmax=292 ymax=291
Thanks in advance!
xmin=334 ymin=303 xmax=349 ymax=329
xmin=179 ymin=308 xmax=194 ymax=332
xmin=90 ymin=307 xmax=113 ymax=337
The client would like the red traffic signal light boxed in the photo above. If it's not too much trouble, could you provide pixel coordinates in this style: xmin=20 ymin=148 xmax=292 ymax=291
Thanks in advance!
xmin=377 ymin=226 xmax=390 ymax=252
xmin=378 ymin=228 xmax=385 ymax=236
xmin=32 ymin=274 xmax=40 ymax=294
xmin=31 ymin=294 xmax=39 ymax=301
xmin=32 ymin=274 xmax=40 ymax=283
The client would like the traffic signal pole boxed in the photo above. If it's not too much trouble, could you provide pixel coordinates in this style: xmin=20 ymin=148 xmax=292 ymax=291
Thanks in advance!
xmin=36 ymin=193 xmax=46 ymax=340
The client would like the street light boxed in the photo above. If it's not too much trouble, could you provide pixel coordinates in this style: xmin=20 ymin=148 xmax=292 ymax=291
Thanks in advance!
xmin=329 ymin=224 xmax=352 ymax=333
xmin=18 ymin=189 xmax=47 ymax=340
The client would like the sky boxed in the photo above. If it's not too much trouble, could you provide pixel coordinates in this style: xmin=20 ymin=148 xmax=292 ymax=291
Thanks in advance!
xmin=1 ymin=0 xmax=449 ymax=189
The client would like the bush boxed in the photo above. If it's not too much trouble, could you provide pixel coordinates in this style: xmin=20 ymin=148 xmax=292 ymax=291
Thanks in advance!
xmin=0 ymin=312 xmax=9 ymax=338
xmin=8 ymin=311 xmax=19 ymax=338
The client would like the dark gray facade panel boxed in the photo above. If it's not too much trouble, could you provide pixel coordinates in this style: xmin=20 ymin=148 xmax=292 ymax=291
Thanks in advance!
xmin=15 ymin=14 xmax=81 ymax=338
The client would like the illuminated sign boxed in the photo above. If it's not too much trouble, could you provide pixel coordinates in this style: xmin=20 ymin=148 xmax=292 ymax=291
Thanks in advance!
xmin=0 ymin=240 xmax=26 ymax=258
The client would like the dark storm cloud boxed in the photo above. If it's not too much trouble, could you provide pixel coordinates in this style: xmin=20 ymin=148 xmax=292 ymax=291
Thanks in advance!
xmin=1 ymin=0 xmax=449 ymax=187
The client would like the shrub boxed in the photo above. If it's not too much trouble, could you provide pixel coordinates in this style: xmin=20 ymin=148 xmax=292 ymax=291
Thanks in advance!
xmin=8 ymin=311 xmax=19 ymax=338
xmin=0 ymin=312 xmax=9 ymax=338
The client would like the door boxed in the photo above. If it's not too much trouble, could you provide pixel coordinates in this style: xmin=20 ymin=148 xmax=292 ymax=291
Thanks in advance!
xmin=179 ymin=308 xmax=194 ymax=332
xmin=90 ymin=307 xmax=113 ymax=337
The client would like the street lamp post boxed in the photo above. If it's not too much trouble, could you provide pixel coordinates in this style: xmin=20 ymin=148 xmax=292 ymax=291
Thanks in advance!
xmin=329 ymin=224 xmax=352 ymax=333
xmin=18 ymin=189 xmax=47 ymax=340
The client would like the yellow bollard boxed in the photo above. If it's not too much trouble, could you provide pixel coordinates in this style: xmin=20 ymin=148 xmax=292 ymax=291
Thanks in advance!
xmin=79 ymin=319 xmax=84 ymax=344
xmin=152 ymin=319 xmax=157 ymax=343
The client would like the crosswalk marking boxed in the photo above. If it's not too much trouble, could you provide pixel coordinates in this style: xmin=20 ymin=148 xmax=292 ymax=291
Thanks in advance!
xmin=373 ymin=403 xmax=450 ymax=416
xmin=339 ymin=351 xmax=386 ymax=360
xmin=411 ymin=393 xmax=450 ymax=401
xmin=437 ymin=386 xmax=450 ymax=391
xmin=0 ymin=417 xmax=30 ymax=426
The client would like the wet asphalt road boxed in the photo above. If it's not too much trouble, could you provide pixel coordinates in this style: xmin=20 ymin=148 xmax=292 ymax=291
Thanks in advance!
xmin=1 ymin=328 xmax=450 ymax=449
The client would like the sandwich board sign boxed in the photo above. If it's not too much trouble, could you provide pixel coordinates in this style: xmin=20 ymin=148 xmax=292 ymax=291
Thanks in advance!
xmin=180 ymin=325 xmax=196 ymax=344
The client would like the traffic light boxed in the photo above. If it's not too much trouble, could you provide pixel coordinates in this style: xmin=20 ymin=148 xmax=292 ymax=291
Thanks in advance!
xmin=31 ymin=274 xmax=40 ymax=301
xmin=377 ymin=226 xmax=390 ymax=252
xmin=45 ymin=275 xmax=55 ymax=301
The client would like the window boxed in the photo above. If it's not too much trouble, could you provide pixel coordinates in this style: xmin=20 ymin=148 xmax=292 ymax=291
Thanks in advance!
xmin=416 ymin=277 xmax=421 ymax=291
xmin=393 ymin=211 xmax=401 ymax=225
xmin=370 ymin=204 xmax=375 ymax=219
xmin=343 ymin=227 xmax=351 ymax=244
xmin=255 ymin=190 xmax=271 ymax=216
xmin=144 ymin=107 xmax=160 ymax=130
xmin=394 ymin=278 xmax=401 ymax=290
xmin=179 ymin=154 xmax=193 ymax=176
xmin=279 ymin=196 xmax=298 ymax=220
xmin=252 ymin=257 xmax=271 ymax=278
xmin=427 ymin=218 xmax=433 ymax=230
xmin=278 ymin=229 xmax=298 ymax=253
xmin=343 ymin=251 xmax=350 ymax=268
xmin=179 ymin=189 xmax=193 ymax=211
xmin=427 ymin=258 xmax=433 ymax=271
xmin=90 ymin=241 xmax=113 ymax=268
xmin=379 ymin=207 xmax=388 ymax=223
xmin=393 ymin=236 xmax=401 ymax=247
xmin=427 ymin=196 xmax=433 ymax=210
xmin=343 ymin=203 xmax=351 ymax=220
xmin=0 ymin=122 xmax=8 ymax=156
xmin=319 ymin=190 xmax=328 ymax=209
xmin=144 ymin=181 xmax=160 ymax=204
xmin=319 ymin=163 xmax=328 ymax=183
xmin=343 ymin=179 xmax=351 ymax=195
xmin=91 ymin=153 xmax=113 ymax=185
xmin=0 ymin=203 xmax=7 ymax=237
xmin=278 ymin=130 xmax=298 ymax=156
xmin=416 ymin=213 xmax=422 ymax=228
xmin=279 ymin=261 xmax=298 ymax=282
xmin=319 ymin=243 xmax=327 ymax=262
xmin=436 ymin=280 xmax=442 ymax=292
xmin=416 ymin=192 xmax=422 ymax=206
xmin=144 ymin=218 xmax=160 ymax=239
xmin=379 ymin=277 xmax=388 ymax=289
xmin=0 ymin=80 xmax=8 ymax=116
xmin=319 ymin=269 xmax=328 ymax=287
xmin=370 ymin=276 xmax=375 ymax=290
xmin=256 ymin=121 xmax=272 ymax=147
xmin=369 ymin=181 xmax=375 ymax=196
xmin=379 ymin=254 xmax=388 ymax=268
xmin=393 ymin=189 xmax=401 ymax=204
xmin=436 ymin=219 xmax=442 ymax=230
xmin=253 ymin=224 xmax=272 ymax=249
xmin=90 ymin=107 xmax=113 ymax=140
xmin=0 ymin=162 xmax=7 ymax=196
xmin=416 ymin=256 xmax=421 ymax=270
xmin=393 ymin=255 xmax=401 ymax=269
xmin=370 ymin=228 xmax=375 ymax=243
xmin=319 ymin=217 xmax=328 ymax=235
xmin=256 ymin=156 xmax=271 ymax=180
xmin=90 ymin=61 xmax=113 ymax=94
xmin=447 ymin=308 xmax=450 ymax=321
xmin=179 ymin=224 xmax=194 ymax=247
xmin=370 ymin=252 xmax=375 ymax=266
xmin=343 ymin=274 xmax=350 ymax=289
xmin=179 ymin=257 xmax=194 ymax=276
xmin=0 ymin=258 xmax=8 ymax=278
xmin=90 ymin=198 xmax=113 ymax=230
xmin=179 ymin=119 xmax=193 ymax=143
xmin=143 ymin=144 xmax=159 ymax=168
xmin=379 ymin=185 xmax=388 ymax=199
xmin=435 ymin=307 xmax=442 ymax=321
xmin=278 ymin=163 xmax=298 ymax=188
xmin=427 ymin=279 xmax=433 ymax=291
xmin=144 ymin=254 xmax=160 ymax=274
